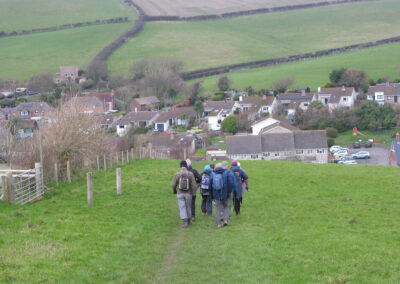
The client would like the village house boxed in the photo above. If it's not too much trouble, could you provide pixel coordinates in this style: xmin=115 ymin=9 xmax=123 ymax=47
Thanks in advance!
xmin=234 ymin=95 xmax=277 ymax=121
xmin=130 ymin=96 xmax=160 ymax=112
xmin=96 ymin=114 xmax=123 ymax=130
xmin=251 ymin=117 xmax=299 ymax=135
xmin=1 ymin=102 xmax=53 ymax=121
xmin=154 ymin=107 xmax=195 ymax=132
xmin=70 ymin=96 xmax=105 ymax=114
xmin=16 ymin=120 xmax=38 ymax=139
xmin=203 ymin=101 xmax=235 ymax=131
xmin=149 ymin=133 xmax=196 ymax=158
xmin=277 ymin=93 xmax=316 ymax=119
xmin=366 ymin=83 xmax=400 ymax=105
xmin=56 ymin=66 xmax=79 ymax=84
xmin=317 ymin=86 xmax=358 ymax=111
xmin=227 ymin=130 xmax=328 ymax=163
xmin=116 ymin=111 xmax=159 ymax=136
xmin=84 ymin=90 xmax=115 ymax=112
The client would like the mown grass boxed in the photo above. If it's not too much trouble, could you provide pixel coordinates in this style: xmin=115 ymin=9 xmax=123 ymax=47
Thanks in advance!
xmin=334 ymin=129 xmax=398 ymax=148
xmin=0 ymin=23 xmax=132 ymax=80
xmin=2 ymin=159 xmax=400 ymax=282
xmin=0 ymin=0 xmax=135 ymax=33
xmin=107 ymin=0 xmax=400 ymax=74
xmin=190 ymin=41 xmax=400 ymax=94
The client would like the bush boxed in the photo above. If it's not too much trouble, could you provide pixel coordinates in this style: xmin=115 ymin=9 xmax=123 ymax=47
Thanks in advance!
xmin=326 ymin=128 xmax=338 ymax=138
xmin=327 ymin=138 xmax=335 ymax=147
xmin=221 ymin=116 xmax=237 ymax=134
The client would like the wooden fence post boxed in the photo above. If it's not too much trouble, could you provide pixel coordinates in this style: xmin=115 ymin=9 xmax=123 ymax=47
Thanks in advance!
xmin=87 ymin=172 xmax=93 ymax=206
xmin=126 ymin=150 xmax=129 ymax=163
xmin=67 ymin=160 xmax=71 ymax=183
xmin=35 ymin=163 xmax=42 ymax=196
xmin=116 ymin=153 xmax=119 ymax=165
xmin=54 ymin=163 xmax=59 ymax=187
xmin=103 ymin=155 xmax=107 ymax=171
xmin=1 ymin=175 xmax=6 ymax=201
xmin=121 ymin=151 xmax=124 ymax=164
xmin=131 ymin=148 xmax=134 ymax=160
xmin=97 ymin=156 xmax=100 ymax=171
xmin=184 ymin=149 xmax=187 ymax=160
xmin=6 ymin=172 xmax=13 ymax=203
xmin=116 ymin=168 xmax=122 ymax=195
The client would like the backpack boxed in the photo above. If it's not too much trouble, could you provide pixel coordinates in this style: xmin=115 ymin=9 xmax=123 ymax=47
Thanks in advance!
xmin=201 ymin=173 xmax=210 ymax=190
xmin=213 ymin=173 xmax=224 ymax=192
xmin=178 ymin=175 xmax=190 ymax=191
xmin=233 ymin=170 xmax=241 ymax=187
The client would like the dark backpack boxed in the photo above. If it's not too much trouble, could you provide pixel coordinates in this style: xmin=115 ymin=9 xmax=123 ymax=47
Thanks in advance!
xmin=213 ymin=173 xmax=223 ymax=192
xmin=178 ymin=175 xmax=190 ymax=191
xmin=233 ymin=170 xmax=241 ymax=188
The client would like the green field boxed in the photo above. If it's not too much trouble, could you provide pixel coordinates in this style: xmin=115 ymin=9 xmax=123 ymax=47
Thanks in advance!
xmin=190 ymin=41 xmax=400 ymax=93
xmin=2 ymin=159 xmax=400 ymax=282
xmin=0 ymin=0 xmax=135 ymax=33
xmin=107 ymin=0 xmax=400 ymax=75
xmin=335 ymin=129 xmax=397 ymax=148
xmin=0 ymin=23 xmax=132 ymax=80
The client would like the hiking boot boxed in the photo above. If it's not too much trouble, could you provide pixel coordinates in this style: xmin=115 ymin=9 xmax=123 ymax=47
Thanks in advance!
xmin=182 ymin=220 xmax=189 ymax=228
xmin=223 ymin=221 xmax=228 ymax=226
xmin=202 ymin=213 xmax=206 ymax=216
xmin=217 ymin=224 xmax=222 ymax=228
xmin=191 ymin=217 xmax=195 ymax=222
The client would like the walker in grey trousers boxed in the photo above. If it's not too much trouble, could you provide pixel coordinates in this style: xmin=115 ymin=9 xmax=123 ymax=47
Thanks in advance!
xmin=215 ymin=198 xmax=230 ymax=226
xmin=177 ymin=193 xmax=192 ymax=222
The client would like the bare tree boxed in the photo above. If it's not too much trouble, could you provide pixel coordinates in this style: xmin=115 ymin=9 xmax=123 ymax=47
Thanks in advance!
xmin=271 ymin=77 xmax=295 ymax=94
xmin=131 ymin=58 xmax=184 ymax=81
xmin=217 ymin=76 xmax=231 ymax=92
xmin=27 ymin=72 xmax=54 ymax=93
xmin=0 ymin=123 xmax=17 ymax=166
xmin=339 ymin=69 xmax=367 ymax=89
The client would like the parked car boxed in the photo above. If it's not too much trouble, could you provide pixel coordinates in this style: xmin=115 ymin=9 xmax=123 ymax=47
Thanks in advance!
xmin=27 ymin=91 xmax=38 ymax=96
xmin=341 ymin=160 xmax=358 ymax=165
xmin=365 ymin=140 xmax=373 ymax=148
xmin=330 ymin=145 xmax=342 ymax=153
xmin=335 ymin=156 xmax=354 ymax=163
xmin=352 ymin=151 xmax=370 ymax=159
xmin=353 ymin=141 xmax=361 ymax=148
xmin=333 ymin=149 xmax=348 ymax=158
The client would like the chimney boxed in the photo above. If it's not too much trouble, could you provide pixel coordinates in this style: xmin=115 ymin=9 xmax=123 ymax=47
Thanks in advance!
xmin=341 ymin=86 xmax=345 ymax=91
xmin=386 ymin=82 xmax=390 ymax=87
xmin=301 ymin=90 xmax=305 ymax=95
xmin=396 ymin=133 xmax=400 ymax=142
xmin=263 ymin=95 xmax=267 ymax=100
xmin=317 ymin=87 xmax=321 ymax=93
xmin=239 ymin=95 xmax=243 ymax=102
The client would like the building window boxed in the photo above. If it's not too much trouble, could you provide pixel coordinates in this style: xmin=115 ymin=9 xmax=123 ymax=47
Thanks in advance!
xmin=263 ymin=152 xmax=270 ymax=157
xmin=317 ymin=149 xmax=324 ymax=154
xmin=377 ymin=95 xmax=384 ymax=100
xmin=296 ymin=149 xmax=303 ymax=154
xmin=35 ymin=111 xmax=39 ymax=114
xmin=307 ymin=149 xmax=313 ymax=154
xmin=251 ymin=154 xmax=258 ymax=159
xmin=274 ymin=152 xmax=280 ymax=157
xmin=303 ymin=103 xmax=309 ymax=107
xmin=343 ymin=97 xmax=347 ymax=101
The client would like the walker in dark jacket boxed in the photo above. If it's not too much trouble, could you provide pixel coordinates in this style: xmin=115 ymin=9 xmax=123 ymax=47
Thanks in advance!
xmin=210 ymin=165 xmax=236 ymax=227
xmin=187 ymin=159 xmax=201 ymax=221
xmin=200 ymin=165 xmax=213 ymax=216
xmin=230 ymin=163 xmax=248 ymax=215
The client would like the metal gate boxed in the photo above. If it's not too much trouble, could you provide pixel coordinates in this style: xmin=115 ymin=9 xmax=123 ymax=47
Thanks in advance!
xmin=13 ymin=167 xmax=43 ymax=205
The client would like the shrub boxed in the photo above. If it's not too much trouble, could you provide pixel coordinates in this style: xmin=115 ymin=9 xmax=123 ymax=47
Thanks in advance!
xmin=326 ymin=128 xmax=338 ymax=138
xmin=221 ymin=116 xmax=237 ymax=134
xmin=327 ymin=138 xmax=335 ymax=147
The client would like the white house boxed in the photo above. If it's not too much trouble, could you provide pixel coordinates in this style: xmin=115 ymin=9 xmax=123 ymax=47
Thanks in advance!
xmin=203 ymin=101 xmax=235 ymax=131
xmin=234 ymin=95 xmax=277 ymax=120
xmin=116 ymin=111 xmax=159 ymax=136
xmin=154 ymin=107 xmax=195 ymax=132
xmin=317 ymin=86 xmax=358 ymax=110
xmin=251 ymin=117 xmax=299 ymax=135
xmin=277 ymin=93 xmax=316 ymax=119
xmin=366 ymin=83 xmax=400 ymax=105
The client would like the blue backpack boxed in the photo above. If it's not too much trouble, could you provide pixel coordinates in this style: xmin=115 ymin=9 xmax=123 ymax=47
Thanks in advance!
xmin=213 ymin=173 xmax=224 ymax=192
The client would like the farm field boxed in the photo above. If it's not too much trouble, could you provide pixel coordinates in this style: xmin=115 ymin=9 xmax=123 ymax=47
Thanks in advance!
xmin=2 ymin=159 xmax=400 ymax=282
xmin=0 ymin=23 xmax=132 ymax=80
xmin=107 ymin=0 xmax=400 ymax=75
xmin=0 ymin=0 xmax=136 ymax=33
xmin=135 ymin=0 xmax=351 ymax=16
xmin=190 ymin=41 xmax=400 ymax=93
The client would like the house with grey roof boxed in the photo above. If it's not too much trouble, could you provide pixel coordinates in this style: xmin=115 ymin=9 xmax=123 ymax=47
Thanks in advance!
xmin=154 ymin=107 xmax=195 ymax=132
xmin=116 ymin=111 xmax=159 ymax=136
xmin=317 ymin=86 xmax=358 ymax=111
xmin=203 ymin=101 xmax=235 ymax=131
xmin=97 ymin=114 xmax=123 ymax=130
xmin=149 ymin=133 xmax=195 ymax=158
xmin=4 ymin=102 xmax=54 ymax=121
xmin=130 ymin=96 xmax=160 ymax=112
xmin=366 ymin=83 xmax=400 ymax=105
xmin=57 ymin=66 xmax=79 ymax=84
xmin=235 ymin=95 xmax=277 ymax=121
xmin=227 ymin=130 xmax=328 ymax=163
xmin=277 ymin=93 xmax=316 ymax=119
xmin=251 ymin=117 xmax=299 ymax=135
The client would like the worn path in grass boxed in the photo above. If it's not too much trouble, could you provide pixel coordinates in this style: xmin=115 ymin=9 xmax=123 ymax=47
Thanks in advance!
xmin=2 ymin=159 xmax=400 ymax=282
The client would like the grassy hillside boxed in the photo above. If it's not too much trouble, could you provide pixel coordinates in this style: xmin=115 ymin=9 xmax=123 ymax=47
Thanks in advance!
xmin=0 ymin=0 xmax=135 ymax=33
xmin=2 ymin=159 xmax=400 ymax=282
xmin=107 ymin=0 xmax=400 ymax=74
xmin=190 ymin=41 xmax=400 ymax=93
xmin=0 ymin=23 xmax=132 ymax=80
xmin=134 ymin=0 xmax=344 ymax=17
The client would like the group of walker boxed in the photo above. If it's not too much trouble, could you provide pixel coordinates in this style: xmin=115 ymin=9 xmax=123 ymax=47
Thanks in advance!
xmin=172 ymin=159 xmax=249 ymax=228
